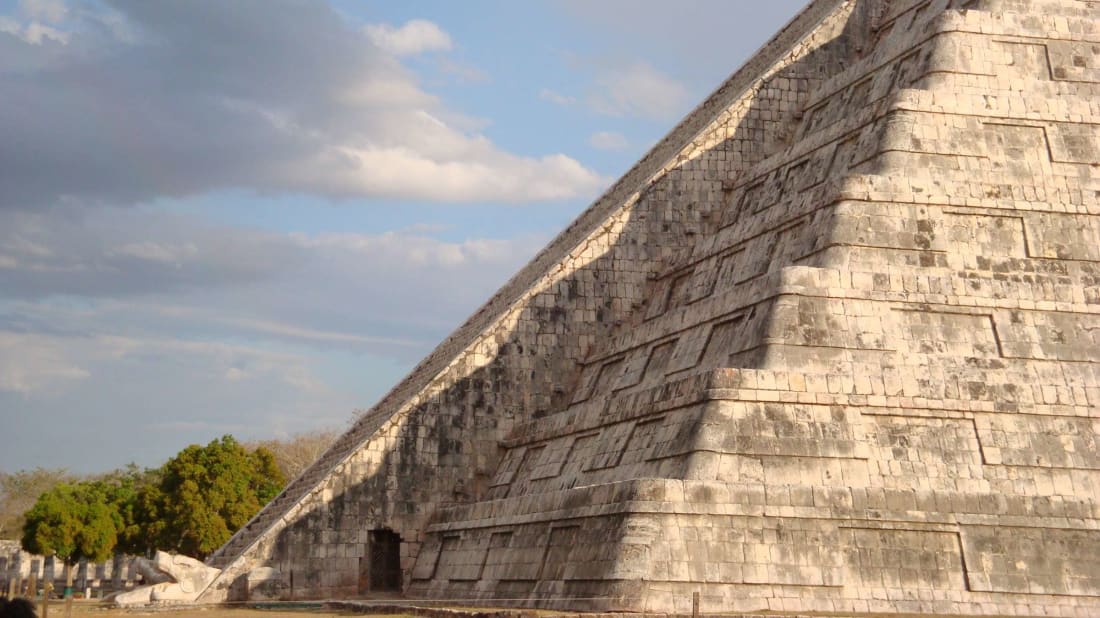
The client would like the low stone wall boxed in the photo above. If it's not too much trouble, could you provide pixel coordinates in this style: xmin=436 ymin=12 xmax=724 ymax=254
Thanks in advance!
xmin=0 ymin=540 xmax=144 ymax=598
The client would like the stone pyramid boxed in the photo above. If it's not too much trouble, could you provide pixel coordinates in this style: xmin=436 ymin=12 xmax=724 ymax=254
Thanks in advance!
xmin=199 ymin=0 xmax=1100 ymax=614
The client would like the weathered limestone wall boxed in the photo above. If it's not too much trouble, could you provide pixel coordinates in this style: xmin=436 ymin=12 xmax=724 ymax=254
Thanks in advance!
xmin=202 ymin=168 xmax=658 ymax=599
xmin=200 ymin=0 xmax=863 ymax=602
xmin=410 ymin=0 xmax=1100 ymax=615
xmin=206 ymin=0 xmax=1100 ymax=615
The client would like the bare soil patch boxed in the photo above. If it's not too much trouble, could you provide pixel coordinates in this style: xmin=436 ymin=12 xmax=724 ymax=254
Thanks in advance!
xmin=34 ymin=601 xmax=411 ymax=618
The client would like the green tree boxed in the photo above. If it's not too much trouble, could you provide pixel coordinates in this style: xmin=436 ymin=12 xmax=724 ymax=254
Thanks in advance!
xmin=16 ymin=437 xmax=284 ymax=562
xmin=94 ymin=465 xmax=162 ymax=556
xmin=151 ymin=436 xmax=284 ymax=559
xmin=21 ymin=481 xmax=120 ymax=564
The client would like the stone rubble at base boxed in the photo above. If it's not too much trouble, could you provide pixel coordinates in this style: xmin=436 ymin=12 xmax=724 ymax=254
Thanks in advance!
xmin=200 ymin=0 xmax=1100 ymax=615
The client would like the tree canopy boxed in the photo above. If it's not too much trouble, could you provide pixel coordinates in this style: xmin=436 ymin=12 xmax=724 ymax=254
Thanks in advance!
xmin=150 ymin=435 xmax=284 ymax=558
xmin=18 ymin=435 xmax=286 ymax=561
xmin=21 ymin=481 xmax=119 ymax=564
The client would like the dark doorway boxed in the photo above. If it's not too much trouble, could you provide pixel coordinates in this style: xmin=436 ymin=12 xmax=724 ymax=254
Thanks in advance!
xmin=367 ymin=529 xmax=402 ymax=593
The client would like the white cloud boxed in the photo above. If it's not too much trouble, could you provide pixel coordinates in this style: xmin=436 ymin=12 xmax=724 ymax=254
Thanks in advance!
xmin=0 ymin=207 xmax=303 ymax=298
xmin=0 ymin=321 xmax=354 ymax=472
xmin=588 ymin=62 xmax=690 ymax=120
xmin=224 ymin=367 xmax=248 ymax=382
xmin=364 ymin=19 xmax=452 ymax=56
xmin=298 ymin=231 xmax=525 ymax=269
xmin=0 ymin=16 xmax=69 ymax=44
xmin=539 ymin=88 xmax=575 ymax=106
xmin=0 ymin=195 xmax=549 ymax=474
xmin=589 ymin=130 xmax=629 ymax=151
xmin=313 ymin=145 xmax=606 ymax=202
xmin=2 ymin=236 xmax=52 ymax=258
xmin=0 ymin=206 xmax=545 ymax=357
xmin=90 ymin=333 xmax=332 ymax=395
xmin=0 ymin=332 xmax=89 ymax=394
xmin=108 ymin=241 xmax=200 ymax=265
xmin=24 ymin=21 xmax=68 ymax=44
xmin=19 ymin=0 xmax=67 ymax=24
xmin=175 ymin=309 xmax=423 ymax=349
xmin=0 ymin=196 xmax=548 ymax=350
xmin=0 ymin=16 xmax=20 ymax=35
xmin=0 ymin=3 xmax=603 ymax=206
xmin=3 ymin=0 xmax=70 ymax=44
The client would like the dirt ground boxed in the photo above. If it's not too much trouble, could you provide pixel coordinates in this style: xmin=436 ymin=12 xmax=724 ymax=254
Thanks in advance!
xmin=33 ymin=601 xmax=413 ymax=618
xmin=23 ymin=600 xmax=1034 ymax=618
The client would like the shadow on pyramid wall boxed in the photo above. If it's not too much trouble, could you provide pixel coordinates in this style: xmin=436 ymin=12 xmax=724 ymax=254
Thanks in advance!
xmin=204 ymin=0 xmax=1100 ymax=614
xmin=211 ymin=0 xmax=884 ymax=600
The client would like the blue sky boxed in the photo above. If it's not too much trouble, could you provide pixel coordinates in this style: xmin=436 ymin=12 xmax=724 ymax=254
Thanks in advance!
xmin=0 ymin=0 xmax=806 ymax=474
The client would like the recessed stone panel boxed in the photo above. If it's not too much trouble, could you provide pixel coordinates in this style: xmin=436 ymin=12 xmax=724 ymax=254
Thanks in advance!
xmin=612 ymin=346 xmax=651 ymax=391
xmin=844 ymin=528 xmax=965 ymax=590
xmin=507 ymin=445 xmax=546 ymax=496
xmin=690 ymin=402 xmax=867 ymax=460
xmin=962 ymin=527 xmax=1100 ymax=596
xmin=491 ymin=446 xmax=529 ymax=487
xmin=539 ymin=526 xmax=582 ymax=581
xmin=552 ymin=433 xmax=600 ymax=490
xmin=642 ymin=340 xmax=677 ymax=382
xmin=1025 ymin=213 xmax=1100 ymax=261
xmin=585 ymin=423 xmax=636 ymax=471
xmin=996 ymin=310 xmax=1100 ymax=362
xmin=529 ymin=438 xmax=575 ymax=480
xmin=867 ymin=416 xmax=982 ymax=488
xmin=688 ymin=255 xmax=723 ymax=303
xmin=572 ymin=357 xmax=625 ymax=404
xmin=943 ymin=212 xmax=1027 ymax=258
xmin=644 ymin=278 xmax=674 ymax=321
xmin=618 ymin=416 xmax=666 ymax=467
xmin=993 ymin=40 xmax=1053 ymax=79
xmin=803 ymin=90 xmax=846 ymax=136
xmin=1048 ymin=122 xmax=1100 ymax=165
xmin=435 ymin=535 xmax=483 ymax=582
xmin=570 ymin=362 xmax=603 ymax=404
xmin=983 ymin=122 xmax=1051 ymax=178
xmin=700 ymin=313 xmax=749 ymax=366
xmin=897 ymin=309 xmax=1001 ymax=357
xmin=666 ymin=272 xmax=694 ymax=312
xmin=975 ymin=414 xmax=1100 ymax=469
xmin=666 ymin=324 xmax=713 ymax=373
xmin=1048 ymin=40 xmax=1100 ymax=82
xmin=478 ymin=531 xmax=515 ymax=581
